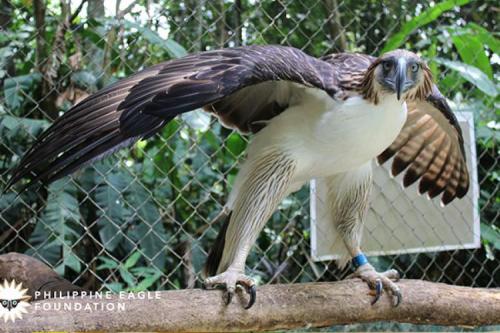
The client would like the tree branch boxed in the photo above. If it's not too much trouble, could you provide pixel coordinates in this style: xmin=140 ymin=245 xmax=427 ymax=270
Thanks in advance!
xmin=40 ymin=0 xmax=70 ymax=120
xmin=69 ymin=0 xmax=87 ymax=23
xmin=33 ymin=0 xmax=46 ymax=71
xmin=117 ymin=0 xmax=139 ymax=18
xmin=324 ymin=0 xmax=347 ymax=52
xmin=4 ymin=280 xmax=499 ymax=332
xmin=0 ymin=253 xmax=85 ymax=300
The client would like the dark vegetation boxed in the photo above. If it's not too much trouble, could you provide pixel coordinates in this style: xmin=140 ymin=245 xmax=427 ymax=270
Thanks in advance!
xmin=0 ymin=0 xmax=497 ymax=299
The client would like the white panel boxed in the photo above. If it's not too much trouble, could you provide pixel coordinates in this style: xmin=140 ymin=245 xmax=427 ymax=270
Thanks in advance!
xmin=310 ymin=112 xmax=480 ymax=261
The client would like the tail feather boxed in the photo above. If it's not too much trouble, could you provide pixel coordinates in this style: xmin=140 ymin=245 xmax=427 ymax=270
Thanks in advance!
xmin=203 ymin=211 xmax=231 ymax=277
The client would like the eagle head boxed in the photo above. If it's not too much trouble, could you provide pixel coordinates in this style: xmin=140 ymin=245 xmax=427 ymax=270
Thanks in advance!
xmin=362 ymin=49 xmax=433 ymax=104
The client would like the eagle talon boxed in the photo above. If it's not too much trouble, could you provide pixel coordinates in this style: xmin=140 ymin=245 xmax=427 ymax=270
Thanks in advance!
xmin=348 ymin=263 xmax=402 ymax=307
xmin=392 ymin=288 xmax=402 ymax=307
xmin=243 ymin=284 xmax=257 ymax=309
xmin=371 ymin=278 xmax=383 ymax=305
xmin=225 ymin=289 xmax=233 ymax=305
xmin=204 ymin=270 xmax=256 ymax=309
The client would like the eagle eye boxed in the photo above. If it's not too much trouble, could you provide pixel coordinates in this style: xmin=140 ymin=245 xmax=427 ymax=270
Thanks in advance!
xmin=411 ymin=63 xmax=419 ymax=73
xmin=382 ymin=61 xmax=392 ymax=71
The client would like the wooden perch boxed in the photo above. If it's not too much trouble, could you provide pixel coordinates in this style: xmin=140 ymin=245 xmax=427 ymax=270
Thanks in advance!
xmin=3 ymin=279 xmax=500 ymax=332
xmin=0 ymin=252 xmax=85 ymax=300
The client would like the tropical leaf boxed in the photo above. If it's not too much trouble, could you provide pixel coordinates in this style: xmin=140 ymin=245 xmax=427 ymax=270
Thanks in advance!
xmin=382 ymin=0 xmax=472 ymax=53
xmin=164 ymin=39 xmax=189 ymax=59
xmin=124 ymin=251 xmax=142 ymax=269
xmin=3 ymin=73 xmax=41 ymax=110
xmin=71 ymin=70 xmax=98 ymax=91
xmin=126 ymin=182 xmax=167 ymax=269
xmin=127 ymin=271 xmax=162 ymax=292
xmin=27 ymin=179 xmax=82 ymax=275
xmin=0 ymin=115 xmax=49 ymax=139
xmin=0 ymin=46 xmax=15 ymax=78
xmin=451 ymin=34 xmax=492 ymax=79
xmin=226 ymin=132 xmax=247 ymax=157
xmin=121 ymin=20 xmax=187 ymax=58
xmin=433 ymin=58 xmax=498 ymax=97
xmin=104 ymin=282 xmax=124 ymax=293
xmin=95 ymin=169 xmax=131 ymax=252
xmin=465 ymin=23 xmax=500 ymax=54
xmin=96 ymin=256 xmax=119 ymax=270
xmin=481 ymin=223 xmax=500 ymax=250
xmin=119 ymin=266 xmax=136 ymax=286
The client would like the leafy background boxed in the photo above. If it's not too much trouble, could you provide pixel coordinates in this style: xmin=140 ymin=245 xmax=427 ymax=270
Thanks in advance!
xmin=0 ymin=0 xmax=498 ymax=330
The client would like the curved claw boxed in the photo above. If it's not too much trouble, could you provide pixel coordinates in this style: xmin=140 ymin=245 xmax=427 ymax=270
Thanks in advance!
xmin=204 ymin=271 xmax=256 ymax=309
xmin=244 ymin=284 xmax=257 ymax=309
xmin=371 ymin=278 xmax=383 ymax=305
xmin=225 ymin=290 xmax=233 ymax=305
xmin=392 ymin=289 xmax=402 ymax=307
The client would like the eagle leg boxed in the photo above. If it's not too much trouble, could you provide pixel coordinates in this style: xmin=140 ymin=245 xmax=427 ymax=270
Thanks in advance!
xmin=324 ymin=162 xmax=402 ymax=306
xmin=346 ymin=262 xmax=402 ymax=306
xmin=203 ymin=268 xmax=256 ymax=309
xmin=203 ymin=150 xmax=297 ymax=309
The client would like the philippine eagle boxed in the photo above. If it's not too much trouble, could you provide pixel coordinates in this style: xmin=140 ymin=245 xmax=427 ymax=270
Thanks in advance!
xmin=6 ymin=45 xmax=469 ymax=309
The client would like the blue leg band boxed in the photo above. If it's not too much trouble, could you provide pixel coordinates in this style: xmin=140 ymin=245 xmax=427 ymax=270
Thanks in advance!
xmin=352 ymin=253 xmax=368 ymax=268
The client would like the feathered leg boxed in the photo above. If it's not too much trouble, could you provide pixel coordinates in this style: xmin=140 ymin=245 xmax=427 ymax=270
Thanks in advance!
xmin=325 ymin=162 xmax=401 ymax=306
xmin=204 ymin=149 xmax=297 ymax=309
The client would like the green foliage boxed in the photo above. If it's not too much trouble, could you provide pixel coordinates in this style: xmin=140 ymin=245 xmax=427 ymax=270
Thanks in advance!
xmin=0 ymin=0 xmax=497 ymax=298
xmin=464 ymin=23 xmax=500 ymax=54
xmin=451 ymin=33 xmax=492 ymax=79
xmin=27 ymin=179 xmax=83 ymax=275
xmin=4 ymin=73 xmax=41 ymax=109
xmin=97 ymin=252 xmax=162 ymax=292
xmin=381 ymin=0 xmax=472 ymax=53
xmin=481 ymin=224 xmax=500 ymax=249
xmin=481 ymin=224 xmax=500 ymax=261
xmin=119 ymin=20 xmax=188 ymax=59
xmin=433 ymin=58 xmax=497 ymax=97
xmin=71 ymin=71 xmax=98 ymax=92
xmin=95 ymin=166 xmax=131 ymax=252
xmin=0 ymin=115 xmax=49 ymax=139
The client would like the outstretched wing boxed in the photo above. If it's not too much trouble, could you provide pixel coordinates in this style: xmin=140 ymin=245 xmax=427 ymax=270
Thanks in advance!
xmin=321 ymin=52 xmax=375 ymax=92
xmin=7 ymin=45 xmax=339 ymax=188
xmin=378 ymin=85 xmax=469 ymax=205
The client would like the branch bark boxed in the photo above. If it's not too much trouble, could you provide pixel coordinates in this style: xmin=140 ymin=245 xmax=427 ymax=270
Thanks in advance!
xmin=33 ymin=0 xmax=46 ymax=71
xmin=233 ymin=0 xmax=242 ymax=46
xmin=87 ymin=0 xmax=104 ymax=18
xmin=69 ymin=0 xmax=87 ymax=23
xmin=0 ymin=253 xmax=85 ymax=301
xmin=39 ymin=0 xmax=70 ymax=120
xmin=3 ymin=280 xmax=499 ymax=332
xmin=324 ymin=0 xmax=347 ymax=52
xmin=216 ymin=0 xmax=227 ymax=47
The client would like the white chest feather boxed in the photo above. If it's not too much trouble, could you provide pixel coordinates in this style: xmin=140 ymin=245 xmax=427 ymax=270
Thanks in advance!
xmin=248 ymin=89 xmax=407 ymax=179
xmin=227 ymin=89 xmax=407 ymax=207
xmin=312 ymin=94 xmax=407 ymax=169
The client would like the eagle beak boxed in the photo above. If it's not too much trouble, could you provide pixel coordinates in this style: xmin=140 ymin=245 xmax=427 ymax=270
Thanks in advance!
xmin=395 ymin=59 xmax=407 ymax=101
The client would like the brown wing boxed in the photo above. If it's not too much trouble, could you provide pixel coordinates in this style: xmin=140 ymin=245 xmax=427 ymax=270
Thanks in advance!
xmin=7 ymin=45 xmax=339 ymax=188
xmin=377 ymin=85 xmax=469 ymax=205
xmin=211 ymin=52 xmax=376 ymax=132
xmin=321 ymin=53 xmax=376 ymax=92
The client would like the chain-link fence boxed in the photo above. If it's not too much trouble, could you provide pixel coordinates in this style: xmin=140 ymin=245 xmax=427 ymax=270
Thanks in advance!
xmin=0 ymin=0 xmax=498 ymax=330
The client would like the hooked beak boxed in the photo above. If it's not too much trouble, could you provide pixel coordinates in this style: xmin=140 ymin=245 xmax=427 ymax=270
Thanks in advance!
xmin=395 ymin=59 xmax=407 ymax=101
